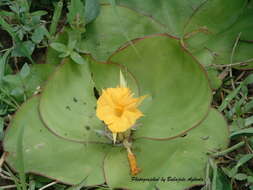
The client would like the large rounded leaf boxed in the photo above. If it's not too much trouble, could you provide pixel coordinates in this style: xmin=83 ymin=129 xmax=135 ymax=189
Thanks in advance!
xmin=183 ymin=0 xmax=246 ymax=35
xmin=39 ymin=58 xmax=107 ymax=143
xmin=104 ymin=109 xmax=229 ymax=190
xmin=109 ymin=35 xmax=212 ymax=139
xmin=116 ymin=0 xmax=246 ymax=37
xmin=187 ymin=6 xmax=253 ymax=69
xmin=113 ymin=0 xmax=204 ymax=37
xmin=115 ymin=0 xmax=251 ymax=69
xmin=40 ymin=57 xmax=138 ymax=142
xmin=4 ymin=96 xmax=110 ymax=185
xmin=77 ymin=4 xmax=166 ymax=62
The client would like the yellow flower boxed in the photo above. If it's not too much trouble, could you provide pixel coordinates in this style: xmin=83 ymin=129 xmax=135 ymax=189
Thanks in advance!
xmin=96 ymin=87 xmax=145 ymax=133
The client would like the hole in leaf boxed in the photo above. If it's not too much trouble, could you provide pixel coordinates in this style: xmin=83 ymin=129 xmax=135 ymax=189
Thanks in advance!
xmin=65 ymin=106 xmax=71 ymax=111
xmin=93 ymin=87 xmax=100 ymax=99
xmin=85 ymin=126 xmax=90 ymax=130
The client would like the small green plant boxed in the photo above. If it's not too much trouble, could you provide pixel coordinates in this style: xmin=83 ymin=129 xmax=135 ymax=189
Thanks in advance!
xmin=49 ymin=0 xmax=100 ymax=65
xmin=50 ymin=36 xmax=87 ymax=65
xmin=0 ymin=0 xmax=49 ymax=62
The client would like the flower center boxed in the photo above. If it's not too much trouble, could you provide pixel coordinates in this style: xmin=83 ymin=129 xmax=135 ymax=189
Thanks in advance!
xmin=115 ymin=107 xmax=124 ymax=117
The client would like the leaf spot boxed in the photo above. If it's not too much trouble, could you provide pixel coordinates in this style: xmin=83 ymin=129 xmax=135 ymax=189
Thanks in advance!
xmin=73 ymin=97 xmax=78 ymax=102
xmin=25 ymin=149 xmax=31 ymax=153
xmin=201 ymin=136 xmax=209 ymax=140
xmin=66 ymin=106 xmax=71 ymax=110
xmin=34 ymin=143 xmax=45 ymax=149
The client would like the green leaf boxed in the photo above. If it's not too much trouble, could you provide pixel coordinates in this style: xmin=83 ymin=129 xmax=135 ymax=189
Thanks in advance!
xmin=3 ymin=74 xmax=22 ymax=86
xmin=109 ymin=35 xmax=212 ymax=139
xmin=31 ymin=25 xmax=49 ymax=43
xmin=11 ymin=87 xmax=24 ymax=98
xmin=12 ymin=41 xmax=35 ymax=57
xmin=68 ymin=40 xmax=77 ymax=51
xmin=234 ymin=173 xmax=248 ymax=181
xmin=218 ymin=85 xmax=242 ymax=112
xmin=85 ymin=0 xmax=100 ymax=24
xmin=247 ymin=176 xmax=253 ymax=183
xmin=0 ymin=10 xmax=15 ymax=17
xmin=215 ymin=169 xmax=232 ymax=190
xmin=114 ymin=0 xmax=202 ymax=37
xmin=228 ymin=154 xmax=253 ymax=177
xmin=222 ymin=167 xmax=234 ymax=178
xmin=41 ymin=35 xmax=211 ymax=141
xmin=231 ymin=127 xmax=253 ymax=138
xmin=234 ymin=154 xmax=253 ymax=170
xmin=0 ymin=15 xmax=16 ymax=40
xmin=59 ymin=52 xmax=70 ymax=58
xmin=50 ymin=42 xmax=68 ymax=53
xmin=206 ymin=68 xmax=222 ymax=90
xmin=244 ymin=73 xmax=253 ymax=85
xmin=245 ymin=116 xmax=253 ymax=126
xmin=70 ymin=51 xmax=87 ymax=64
xmin=117 ymin=0 xmax=246 ymax=37
xmin=39 ymin=58 xmax=109 ymax=142
xmin=4 ymin=96 xmax=111 ymax=185
xmin=30 ymin=10 xmax=48 ymax=17
xmin=22 ymin=64 xmax=56 ymax=97
xmin=104 ymin=109 xmax=228 ymax=190
xmin=20 ymin=63 xmax=30 ymax=79
xmin=77 ymin=5 xmax=166 ymax=62
xmin=3 ymin=64 xmax=55 ymax=100
xmin=183 ymin=0 xmax=246 ymax=35
xmin=187 ymin=4 xmax=253 ymax=69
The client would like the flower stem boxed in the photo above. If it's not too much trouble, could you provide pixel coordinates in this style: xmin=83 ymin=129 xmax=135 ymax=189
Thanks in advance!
xmin=123 ymin=140 xmax=141 ymax=176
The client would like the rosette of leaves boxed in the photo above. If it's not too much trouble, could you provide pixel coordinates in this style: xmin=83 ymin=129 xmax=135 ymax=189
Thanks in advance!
xmin=4 ymin=34 xmax=229 ymax=190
